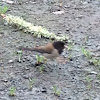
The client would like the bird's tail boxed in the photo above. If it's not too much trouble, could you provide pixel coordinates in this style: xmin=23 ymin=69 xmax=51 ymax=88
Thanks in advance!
xmin=18 ymin=46 xmax=48 ymax=54
xmin=18 ymin=46 xmax=35 ymax=51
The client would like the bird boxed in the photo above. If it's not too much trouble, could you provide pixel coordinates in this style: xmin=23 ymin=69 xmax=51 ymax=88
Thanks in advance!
xmin=18 ymin=41 xmax=67 ymax=60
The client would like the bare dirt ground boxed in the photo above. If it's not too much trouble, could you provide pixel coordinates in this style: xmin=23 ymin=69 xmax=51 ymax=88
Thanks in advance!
xmin=0 ymin=0 xmax=100 ymax=100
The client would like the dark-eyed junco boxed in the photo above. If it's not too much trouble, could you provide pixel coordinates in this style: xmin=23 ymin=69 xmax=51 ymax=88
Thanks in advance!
xmin=18 ymin=41 xmax=67 ymax=59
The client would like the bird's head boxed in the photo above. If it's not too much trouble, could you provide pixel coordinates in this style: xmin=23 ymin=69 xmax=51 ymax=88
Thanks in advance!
xmin=53 ymin=41 xmax=67 ymax=54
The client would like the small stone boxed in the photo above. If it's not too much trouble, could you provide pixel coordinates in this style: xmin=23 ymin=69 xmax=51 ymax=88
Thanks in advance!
xmin=23 ymin=75 xmax=29 ymax=79
xmin=30 ymin=62 xmax=35 ymax=67
xmin=82 ymin=1 xmax=88 ymax=5
xmin=94 ymin=96 xmax=100 ymax=100
xmin=41 ymin=87 xmax=47 ymax=93
xmin=77 ymin=15 xmax=84 ymax=18
xmin=8 ymin=42 xmax=11 ymax=44
xmin=0 ymin=86 xmax=5 ymax=91
xmin=90 ymin=71 xmax=97 ymax=75
xmin=31 ymin=88 xmax=40 ymax=94
xmin=24 ymin=67 xmax=30 ymax=70
xmin=0 ymin=34 xmax=2 ymax=38
xmin=1 ymin=79 xmax=8 ymax=82
xmin=22 ymin=59 xmax=26 ymax=62
xmin=25 ymin=2 xmax=29 ymax=4
xmin=25 ymin=56 xmax=33 ymax=61
xmin=1 ymin=91 xmax=5 ymax=95
xmin=0 ymin=32 xmax=4 ymax=34
xmin=8 ymin=60 xmax=13 ymax=63
xmin=53 ymin=11 xmax=64 ymax=15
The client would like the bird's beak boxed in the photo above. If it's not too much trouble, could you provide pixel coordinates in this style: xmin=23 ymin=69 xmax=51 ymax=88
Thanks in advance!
xmin=64 ymin=45 xmax=68 ymax=49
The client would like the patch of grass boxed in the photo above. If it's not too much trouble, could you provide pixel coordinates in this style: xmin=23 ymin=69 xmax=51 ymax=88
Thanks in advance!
xmin=0 ymin=6 xmax=8 ymax=15
xmin=36 ymin=55 xmax=45 ymax=64
xmin=9 ymin=86 xmax=16 ymax=96
xmin=88 ymin=57 xmax=100 ymax=66
xmin=85 ymin=76 xmax=92 ymax=90
xmin=53 ymin=86 xmax=61 ymax=96
xmin=68 ymin=54 xmax=73 ymax=61
xmin=83 ymin=36 xmax=89 ymax=43
xmin=97 ymin=73 xmax=100 ymax=80
xmin=82 ymin=47 xmax=92 ymax=59
xmin=81 ymin=47 xmax=100 ymax=66
xmin=91 ymin=58 xmax=100 ymax=66
xmin=67 ymin=44 xmax=73 ymax=51
xmin=35 ymin=55 xmax=45 ymax=73
xmin=17 ymin=50 xmax=22 ymax=62
xmin=39 ymin=64 xmax=44 ymax=73
xmin=29 ymin=78 xmax=35 ymax=90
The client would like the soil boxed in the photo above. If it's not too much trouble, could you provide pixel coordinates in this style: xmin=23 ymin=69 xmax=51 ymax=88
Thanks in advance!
xmin=0 ymin=0 xmax=100 ymax=100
